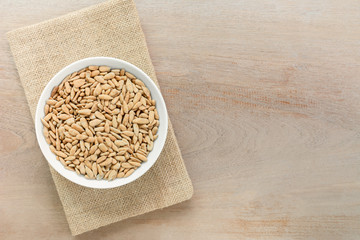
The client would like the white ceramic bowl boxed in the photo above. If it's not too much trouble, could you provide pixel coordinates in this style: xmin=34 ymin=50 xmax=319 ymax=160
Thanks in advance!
xmin=35 ymin=57 xmax=168 ymax=189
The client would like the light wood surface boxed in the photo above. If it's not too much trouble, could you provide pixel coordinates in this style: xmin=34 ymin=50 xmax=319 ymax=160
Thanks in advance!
xmin=1 ymin=0 xmax=360 ymax=239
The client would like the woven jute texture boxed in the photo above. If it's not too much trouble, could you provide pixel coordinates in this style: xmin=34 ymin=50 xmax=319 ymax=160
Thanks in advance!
xmin=6 ymin=0 xmax=193 ymax=235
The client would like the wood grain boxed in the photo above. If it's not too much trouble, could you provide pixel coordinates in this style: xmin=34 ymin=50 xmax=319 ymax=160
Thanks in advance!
xmin=1 ymin=0 xmax=360 ymax=239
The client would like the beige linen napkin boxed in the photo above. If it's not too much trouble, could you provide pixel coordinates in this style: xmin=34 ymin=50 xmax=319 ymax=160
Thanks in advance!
xmin=7 ymin=0 xmax=193 ymax=235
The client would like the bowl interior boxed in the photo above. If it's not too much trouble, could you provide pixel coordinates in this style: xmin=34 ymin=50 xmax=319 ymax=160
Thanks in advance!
xmin=35 ymin=57 xmax=168 ymax=189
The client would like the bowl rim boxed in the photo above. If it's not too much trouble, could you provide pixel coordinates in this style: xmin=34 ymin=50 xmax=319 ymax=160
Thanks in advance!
xmin=35 ymin=57 xmax=168 ymax=189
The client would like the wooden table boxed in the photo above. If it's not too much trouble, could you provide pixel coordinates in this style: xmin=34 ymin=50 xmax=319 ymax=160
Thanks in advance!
xmin=1 ymin=1 xmax=360 ymax=239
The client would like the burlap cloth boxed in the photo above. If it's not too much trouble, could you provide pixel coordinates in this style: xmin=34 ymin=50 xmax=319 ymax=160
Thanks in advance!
xmin=6 ymin=0 xmax=193 ymax=235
